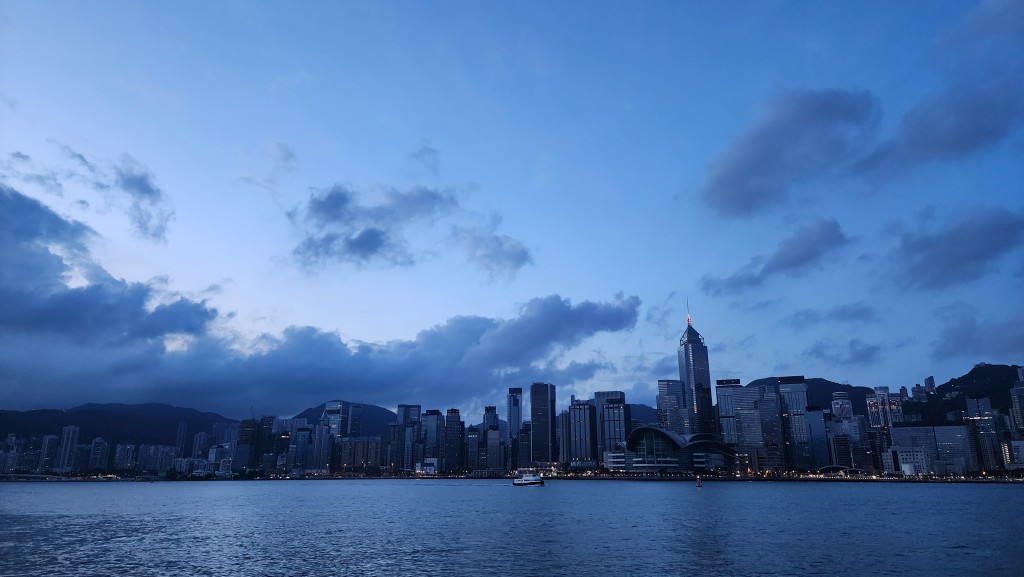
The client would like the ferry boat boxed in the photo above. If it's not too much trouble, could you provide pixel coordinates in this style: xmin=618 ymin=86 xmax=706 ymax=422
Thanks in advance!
xmin=512 ymin=469 xmax=544 ymax=487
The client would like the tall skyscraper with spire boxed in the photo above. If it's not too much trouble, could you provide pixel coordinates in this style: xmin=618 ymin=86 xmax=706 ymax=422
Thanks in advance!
xmin=679 ymin=312 xmax=716 ymax=435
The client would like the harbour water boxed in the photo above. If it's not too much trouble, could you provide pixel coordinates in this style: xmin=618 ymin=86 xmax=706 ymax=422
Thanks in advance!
xmin=1 ymin=479 xmax=1021 ymax=576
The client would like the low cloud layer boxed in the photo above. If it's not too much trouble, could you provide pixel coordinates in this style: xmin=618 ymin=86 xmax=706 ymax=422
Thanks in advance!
xmin=0 ymin=184 xmax=635 ymax=417
xmin=701 ymin=217 xmax=850 ymax=295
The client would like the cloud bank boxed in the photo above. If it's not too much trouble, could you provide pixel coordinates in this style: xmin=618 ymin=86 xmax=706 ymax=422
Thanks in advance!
xmin=0 ymin=184 xmax=636 ymax=417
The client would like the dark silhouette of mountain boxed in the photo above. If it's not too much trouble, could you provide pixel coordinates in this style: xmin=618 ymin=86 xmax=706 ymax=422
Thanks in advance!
xmin=292 ymin=402 xmax=397 ymax=438
xmin=934 ymin=363 xmax=1020 ymax=412
xmin=745 ymin=377 xmax=873 ymax=415
xmin=0 ymin=403 xmax=235 ymax=446
xmin=629 ymin=403 xmax=658 ymax=425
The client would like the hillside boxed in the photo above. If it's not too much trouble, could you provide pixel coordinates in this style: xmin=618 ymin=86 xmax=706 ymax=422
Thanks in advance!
xmin=0 ymin=403 xmax=235 ymax=445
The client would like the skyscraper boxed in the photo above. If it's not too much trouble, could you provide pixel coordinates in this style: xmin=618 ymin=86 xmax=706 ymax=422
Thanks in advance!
xmin=594 ymin=390 xmax=625 ymax=466
xmin=530 ymin=382 xmax=556 ymax=466
xmin=442 ymin=409 xmax=463 ymax=474
xmin=507 ymin=387 xmax=523 ymax=469
xmin=678 ymin=314 xmax=715 ymax=435
xmin=657 ymin=379 xmax=686 ymax=434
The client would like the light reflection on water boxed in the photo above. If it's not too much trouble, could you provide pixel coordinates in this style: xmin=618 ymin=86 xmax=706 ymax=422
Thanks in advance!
xmin=1 ymin=479 xmax=1021 ymax=576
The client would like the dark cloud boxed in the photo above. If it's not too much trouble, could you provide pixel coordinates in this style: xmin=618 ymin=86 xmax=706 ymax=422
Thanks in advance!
xmin=805 ymin=339 xmax=882 ymax=366
xmin=893 ymin=207 xmax=1024 ymax=289
xmin=113 ymin=156 xmax=173 ymax=241
xmin=452 ymin=221 xmax=533 ymax=281
xmin=782 ymin=301 xmax=879 ymax=330
xmin=411 ymin=141 xmax=440 ymax=177
xmin=930 ymin=302 xmax=1024 ymax=361
xmin=700 ymin=89 xmax=880 ymax=216
xmin=701 ymin=217 xmax=850 ymax=295
xmin=699 ymin=2 xmax=1023 ymax=216
xmin=292 ymin=183 xmax=458 ymax=267
xmin=853 ymin=73 xmax=1024 ymax=182
xmin=0 ymin=184 xmax=638 ymax=417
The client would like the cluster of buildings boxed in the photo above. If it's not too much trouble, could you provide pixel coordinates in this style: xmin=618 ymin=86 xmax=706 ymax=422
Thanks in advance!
xmin=4 ymin=316 xmax=1024 ymax=479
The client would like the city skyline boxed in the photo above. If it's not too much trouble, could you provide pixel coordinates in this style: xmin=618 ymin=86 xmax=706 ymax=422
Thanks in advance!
xmin=2 ymin=2 xmax=1023 ymax=420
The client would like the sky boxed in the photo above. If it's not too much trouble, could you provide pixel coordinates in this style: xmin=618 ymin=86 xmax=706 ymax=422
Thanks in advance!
xmin=1 ymin=1 xmax=1022 ymax=420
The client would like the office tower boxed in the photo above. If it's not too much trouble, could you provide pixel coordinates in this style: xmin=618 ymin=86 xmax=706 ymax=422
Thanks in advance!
xmin=442 ymin=409 xmax=463 ymax=474
xmin=309 ymin=425 xmax=332 ymax=472
xmin=466 ymin=426 xmax=480 ymax=471
xmin=758 ymin=388 xmax=785 ymax=472
xmin=657 ymin=379 xmax=686 ymax=435
xmin=831 ymin=392 xmax=853 ymax=420
xmin=601 ymin=399 xmax=631 ymax=463
xmin=594 ymin=391 xmax=625 ymax=466
xmin=485 ymin=427 xmax=503 ymax=470
xmin=924 ymin=376 xmax=935 ymax=393
xmin=517 ymin=423 xmax=532 ymax=468
xmin=322 ymin=401 xmax=364 ymax=437
xmin=397 ymin=405 xmax=422 ymax=425
xmin=421 ymin=410 xmax=444 ymax=460
xmin=531 ymin=382 xmax=556 ymax=466
xmin=779 ymin=377 xmax=811 ymax=471
xmin=482 ymin=406 xmax=500 ymax=434
xmin=561 ymin=399 xmax=598 ymax=470
xmin=716 ymin=380 xmax=743 ymax=444
xmin=56 ymin=425 xmax=79 ymax=473
xmin=678 ymin=314 xmax=715 ymax=435
xmin=507 ymin=388 xmax=524 ymax=469
xmin=966 ymin=397 xmax=1001 ymax=472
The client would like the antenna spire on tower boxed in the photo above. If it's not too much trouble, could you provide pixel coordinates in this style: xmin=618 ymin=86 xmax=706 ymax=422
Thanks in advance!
xmin=686 ymin=299 xmax=692 ymax=326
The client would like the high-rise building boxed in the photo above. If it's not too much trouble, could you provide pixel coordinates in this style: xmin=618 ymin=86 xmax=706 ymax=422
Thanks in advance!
xmin=56 ymin=425 xmax=79 ymax=473
xmin=678 ymin=314 xmax=715 ymax=435
xmin=560 ymin=399 xmax=598 ymax=470
xmin=507 ymin=388 xmax=524 ymax=469
xmin=530 ymin=382 xmax=556 ymax=466
xmin=601 ymin=398 xmax=631 ymax=464
xmin=421 ymin=410 xmax=444 ymax=461
xmin=37 ymin=434 xmax=58 ymax=472
xmin=465 ymin=426 xmax=480 ymax=471
xmin=594 ymin=391 xmax=625 ymax=466
xmin=657 ymin=379 xmax=686 ymax=435
xmin=779 ymin=377 xmax=811 ymax=471
xmin=174 ymin=422 xmax=188 ymax=458
xmin=442 ymin=409 xmax=463 ymax=474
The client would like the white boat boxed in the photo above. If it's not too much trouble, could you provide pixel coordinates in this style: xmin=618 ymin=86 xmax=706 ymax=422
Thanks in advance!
xmin=512 ymin=470 xmax=544 ymax=487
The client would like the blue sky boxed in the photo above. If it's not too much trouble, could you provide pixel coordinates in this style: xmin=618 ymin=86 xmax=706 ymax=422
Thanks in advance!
xmin=1 ymin=1 xmax=1022 ymax=419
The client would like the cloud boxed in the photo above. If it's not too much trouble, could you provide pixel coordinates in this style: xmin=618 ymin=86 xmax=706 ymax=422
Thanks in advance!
xmin=291 ymin=183 xmax=460 ymax=267
xmin=782 ymin=301 xmax=879 ymax=330
xmin=240 ymin=142 xmax=297 ymax=195
xmin=805 ymin=339 xmax=882 ymax=366
xmin=892 ymin=207 xmax=1024 ymax=289
xmin=411 ymin=141 xmax=440 ymax=177
xmin=699 ymin=3 xmax=1023 ymax=216
xmin=853 ymin=73 xmax=1024 ymax=182
xmin=452 ymin=219 xmax=533 ymax=281
xmin=701 ymin=217 xmax=850 ymax=295
xmin=930 ymin=302 xmax=1024 ymax=361
xmin=0 ymin=184 xmax=638 ymax=417
xmin=700 ymin=88 xmax=880 ymax=216
xmin=113 ymin=155 xmax=174 ymax=241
